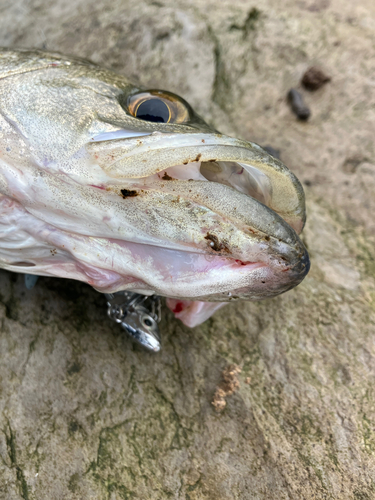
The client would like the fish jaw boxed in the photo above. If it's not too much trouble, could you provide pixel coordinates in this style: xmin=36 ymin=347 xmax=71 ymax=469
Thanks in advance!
xmin=0 ymin=132 xmax=310 ymax=303
xmin=0 ymin=192 xmax=309 ymax=303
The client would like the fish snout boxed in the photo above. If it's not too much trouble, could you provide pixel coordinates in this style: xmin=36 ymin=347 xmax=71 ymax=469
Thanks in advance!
xmin=285 ymin=241 xmax=310 ymax=289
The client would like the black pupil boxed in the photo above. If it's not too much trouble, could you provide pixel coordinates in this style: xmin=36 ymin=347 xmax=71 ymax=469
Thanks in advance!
xmin=143 ymin=318 xmax=152 ymax=327
xmin=136 ymin=99 xmax=170 ymax=123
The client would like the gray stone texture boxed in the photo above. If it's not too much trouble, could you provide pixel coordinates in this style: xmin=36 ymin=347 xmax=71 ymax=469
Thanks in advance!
xmin=0 ymin=0 xmax=375 ymax=498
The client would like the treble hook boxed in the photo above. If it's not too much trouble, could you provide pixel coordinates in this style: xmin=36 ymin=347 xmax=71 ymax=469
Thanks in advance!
xmin=105 ymin=292 xmax=161 ymax=352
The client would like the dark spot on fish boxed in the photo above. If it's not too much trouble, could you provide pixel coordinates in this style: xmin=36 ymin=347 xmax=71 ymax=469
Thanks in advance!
xmin=188 ymin=179 xmax=194 ymax=181
xmin=205 ymin=233 xmax=230 ymax=253
xmin=162 ymin=172 xmax=173 ymax=180
xmin=261 ymin=281 xmax=265 ymax=283
xmin=183 ymin=161 xmax=188 ymax=165
xmin=195 ymin=153 xmax=202 ymax=162
xmin=202 ymin=139 xmax=205 ymax=143
xmin=264 ymin=235 xmax=270 ymax=241
xmin=121 ymin=189 xmax=138 ymax=198
xmin=287 ymin=88 xmax=311 ymax=121
xmin=301 ymin=67 xmax=331 ymax=91
xmin=208 ymin=159 xmax=217 ymax=162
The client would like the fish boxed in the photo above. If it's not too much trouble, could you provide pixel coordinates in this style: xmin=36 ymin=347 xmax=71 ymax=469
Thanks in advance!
xmin=0 ymin=48 xmax=310 ymax=334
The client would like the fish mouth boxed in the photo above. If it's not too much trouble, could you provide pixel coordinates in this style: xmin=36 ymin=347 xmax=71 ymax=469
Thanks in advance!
xmin=83 ymin=130 xmax=310 ymax=300
xmin=0 ymin=130 xmax=309 ymax=302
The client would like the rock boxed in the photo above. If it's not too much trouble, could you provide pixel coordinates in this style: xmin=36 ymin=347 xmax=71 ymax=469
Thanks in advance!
xmin=301 ymin=66 xmax=331 ymax=91
xmin=287 ymin=88 xmax=311 ymax=120
xmin=0 ymin=0 xmax=375 ymax=499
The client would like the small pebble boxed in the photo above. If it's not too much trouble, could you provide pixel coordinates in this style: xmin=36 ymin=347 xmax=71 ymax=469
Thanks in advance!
xmin=301 ymin=66 xmax=331 ymax=91
xmin=287 ymin=88 xmax=311 ymax=121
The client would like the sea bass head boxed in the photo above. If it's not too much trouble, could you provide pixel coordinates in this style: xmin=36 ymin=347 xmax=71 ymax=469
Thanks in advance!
xmin=0 ymin=49 xmax=310 ymax=326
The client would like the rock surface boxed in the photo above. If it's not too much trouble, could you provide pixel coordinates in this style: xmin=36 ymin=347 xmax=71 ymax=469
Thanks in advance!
xmin=0 ymin=0 xmax=375 ymax=498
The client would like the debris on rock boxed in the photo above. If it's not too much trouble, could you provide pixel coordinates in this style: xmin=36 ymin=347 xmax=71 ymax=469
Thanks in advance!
xmin=212 ymin=364 xmax=242 ymax=412
xmin=287 ymin=88 xmax=311 ymax=121
xmin=301 ymin=66 xmax=331 ymax=91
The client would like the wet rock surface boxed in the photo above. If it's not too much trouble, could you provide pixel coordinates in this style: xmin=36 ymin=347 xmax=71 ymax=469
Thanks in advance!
xmin=0 ymin=0 xmax=375 ymax=498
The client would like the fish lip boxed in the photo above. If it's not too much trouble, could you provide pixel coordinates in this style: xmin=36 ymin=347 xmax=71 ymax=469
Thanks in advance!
xmin=184 ymin=242 xmax=311 ymax=302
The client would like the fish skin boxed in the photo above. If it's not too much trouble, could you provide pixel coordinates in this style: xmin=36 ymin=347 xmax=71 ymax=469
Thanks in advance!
xmin=0 ymin=48 xmax=310 ymax=325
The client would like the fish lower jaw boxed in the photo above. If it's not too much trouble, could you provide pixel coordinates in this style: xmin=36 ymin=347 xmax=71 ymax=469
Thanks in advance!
xmin=0 ymin=193 xmax=308 ymax=301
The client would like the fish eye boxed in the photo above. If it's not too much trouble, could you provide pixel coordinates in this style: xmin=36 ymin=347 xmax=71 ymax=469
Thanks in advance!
xmin=127 ymin=90 xmax=191 ymax=124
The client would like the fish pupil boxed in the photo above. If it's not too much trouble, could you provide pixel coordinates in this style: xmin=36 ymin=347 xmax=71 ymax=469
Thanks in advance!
xmin=136 ymin=98 xmax=170 ymax=123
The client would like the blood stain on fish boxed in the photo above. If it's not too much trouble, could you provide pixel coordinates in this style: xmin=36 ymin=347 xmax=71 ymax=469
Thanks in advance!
xmin=173 ymin=303 xmax=184 ymax=313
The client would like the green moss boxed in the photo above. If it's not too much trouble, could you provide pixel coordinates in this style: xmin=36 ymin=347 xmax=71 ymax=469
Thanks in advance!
xmin=297 ymin=451 xmax=328 ymax=493
xmin=361 ymin=413 xmax=375 ymax=454
xmin=243 ymin=7 xmax=261 ymax=34
xmin=5 ymin=421 xmax=29 ymax=500
xmin=353 ymin=490 xmax=373 ymax=500
xmin=68 ymin=473 xmax=79 ymax=493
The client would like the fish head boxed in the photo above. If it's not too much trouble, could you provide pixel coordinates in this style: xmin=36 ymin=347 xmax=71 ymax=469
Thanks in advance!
xmin=0 ymin=49 xmax=310 ymax=315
